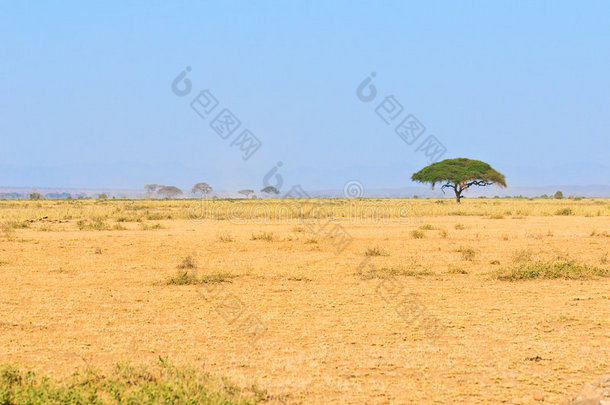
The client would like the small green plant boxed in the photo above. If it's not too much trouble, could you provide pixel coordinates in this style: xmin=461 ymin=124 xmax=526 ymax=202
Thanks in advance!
xmin=491 ymin=261 xmax=610 ymax=281
xmin=364 ymin=246 xmax=389 ymax=256
xmin=458 ymin=247 xmax=476 ymax=261
xmin=411 ymin=230 xmax=425 ymax=239
xmin=251 ymin=232 xmax=274 ymax=241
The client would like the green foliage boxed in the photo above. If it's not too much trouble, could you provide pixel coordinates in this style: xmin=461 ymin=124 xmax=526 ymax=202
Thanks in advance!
xmin=28 ymin=192 xmax=42 ymax=200
xmin=0 ymin=359 xmax=263 ymax=404
xmin=554 ymin=190 xmax=564 ymax=199
xmin=260 ymin=186 xmax=279 ymax=195
xmin=157 ymin=186 xmax=183 ymax=199
xmin=492 ymin=261 xmax=610 ymax=281
xmin=364 ymin=246 xmax=389 ymax=256
xmin=97 ymin=193 xmax=108 ymax=199
xmin=192 ymin=182 xmax=213 ymax=196
xmin=411 ymin=158 xmax=507 ymax=188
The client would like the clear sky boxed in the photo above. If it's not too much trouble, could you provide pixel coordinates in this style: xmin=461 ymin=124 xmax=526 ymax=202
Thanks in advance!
xmin=1 ymin=1 xmax=609 ymax=192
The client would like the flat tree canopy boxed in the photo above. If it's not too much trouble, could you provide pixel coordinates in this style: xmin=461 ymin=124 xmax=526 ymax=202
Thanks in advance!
xmin=411 ymin=158 xmax=506 ymax=202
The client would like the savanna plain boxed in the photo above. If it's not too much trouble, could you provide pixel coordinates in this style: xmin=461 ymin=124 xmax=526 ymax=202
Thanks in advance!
xmin=0 ymin=198 xmax=608 ymax=404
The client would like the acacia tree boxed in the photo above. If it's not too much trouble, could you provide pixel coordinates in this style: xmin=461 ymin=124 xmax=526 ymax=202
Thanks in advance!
xmin=260 ymin=186 xmax=279 ymax=197
xmin=144 ymin=184 xmax=159 ymax=197
xmin=411 ymin=158 xmax=506 ymax=203
xmin=238 ymin=189 xmax=254 ymax=198
xmin=192 ymin=182 xmax=213 ymax=197
xmin=157 ymin=186 xmax=183 ymax=199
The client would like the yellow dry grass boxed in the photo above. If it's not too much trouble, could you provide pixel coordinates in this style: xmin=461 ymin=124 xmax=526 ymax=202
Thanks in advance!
xmin=0 ymin=198 xmax=609 ymax=403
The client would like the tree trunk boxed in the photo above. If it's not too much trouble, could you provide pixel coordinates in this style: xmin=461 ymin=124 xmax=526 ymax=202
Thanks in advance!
xmin=454 ymin=185 xmax=462 ymax=203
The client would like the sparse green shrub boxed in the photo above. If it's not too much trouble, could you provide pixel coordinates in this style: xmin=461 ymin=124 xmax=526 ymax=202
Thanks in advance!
xmin=411 ymin=230 xmax=425 ymax=239
xmin=251 ymin=232 xmax=274 ymax=241
xmin=512 ymin=249 xmax=533 ymax=263
xmin=0 ymin=359 xmax=263 ymax=404
xmin=447 ymin=267 xmax=468 ymax=274
xmin=554 ymin=208 xmax=573 ymax=216
xmin=358 ymin=266 xmax=433 ymax=279
xmin=492 ymin=261 xmax=610 ymax=281
xmin=364 ymin=246 xmax=389 ymax=256
xmin=419 ymin=224 xmax=436 ymax=230
xmin=458 ymin=247 xmax=476 ymax=261
xmin=177 ymin=255 xmax=197 ymax=269
xmin=218 ymin=232 xmax=234 ymax=242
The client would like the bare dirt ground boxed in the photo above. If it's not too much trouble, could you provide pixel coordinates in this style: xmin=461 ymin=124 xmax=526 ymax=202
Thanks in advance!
xmin=0 ymin=199 xmax=608 ymax=403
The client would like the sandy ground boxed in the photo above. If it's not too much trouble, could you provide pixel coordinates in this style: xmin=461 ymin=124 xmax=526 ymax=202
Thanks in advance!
xmin=1 ymin=212 xmax=609 ymax=403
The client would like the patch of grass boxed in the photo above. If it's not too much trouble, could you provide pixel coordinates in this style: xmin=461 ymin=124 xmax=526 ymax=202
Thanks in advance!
xmin=491 ymin=261 xmax=610 ymax=281
xmin=139 ymin=222 xmax=165 ymax=230
xmin=454 ymin=224 xmax=465 ymax=230
xmin=364 ymin=246 xmax=388 ymax=256
xmin=358 ymin=267 xmax=434 ymax=279
xmin=218 ymin=232 xmax=234 ymax=242
xmin=488 ymin=214 xmax=504 ymax=219
xmin=419 ymin=224 xmax=436 ymax=230
xmin=458 ymin=247 xmax=476 ymax=261
xmin=166 ymin=270 xmax=236 ymax=285
xmin=177 ymin=255 xmax=197 ymax=270
xmin=440 ymin=229 xmax=448 ymax=238
xmin=76 ymin=218 xmax=111 ymax=231
xmin=291 ymin=226 xmax=305 ymax=233
xmin=94 ymin=247 xmax=103 ymax=254
xmin=0 ymin=358 xmax=263 ymax=404
xmin=512 ymin=249 xmax=533 ymax=263
xmin=554 ymin=208 xmax=573 ymax=216
xmin=251 ymin=232 xmax=274 ymax=241
xmin=446 ymin=266 xmax=468 ymax=274
xmin=304 ymin=237 xmax=318 ymax=244
xmin=411 ymin=230 xmax=425 ymax=239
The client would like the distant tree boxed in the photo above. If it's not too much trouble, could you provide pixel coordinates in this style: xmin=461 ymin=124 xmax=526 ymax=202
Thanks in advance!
xmin=29 ymin=192 xmax=42 ymax=200
xmin=98 ymin=193 xmax=108 ymax=199
xmin=238 ymin=189 xmax=254 ymax=198
xmin=192 ymin=182 xmax=213 ymax=197
xmin=554 ymin=191 xmax=564 ymax=199
xmin=411 ymin=158 xmax=507 ymax=203
xmin=540 ymin=194 xmax=549 ymax=199
xmin=260 ymin=186 xmax=280 ymax=196
xmin=157 ymin=186 xmax=183 ymax=199
xmin=144 ymin=184 xmax=159 ymax=196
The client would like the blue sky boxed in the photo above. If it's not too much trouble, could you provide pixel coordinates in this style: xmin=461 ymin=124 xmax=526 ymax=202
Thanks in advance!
xmin=1 ymin=1 xmax=609 ymax=192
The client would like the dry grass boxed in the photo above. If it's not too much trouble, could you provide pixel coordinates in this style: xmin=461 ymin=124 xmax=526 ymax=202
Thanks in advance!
xmin=0 ymin=198 xmax=608 ymax=403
